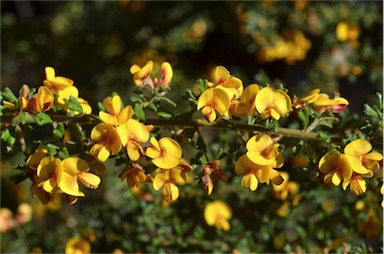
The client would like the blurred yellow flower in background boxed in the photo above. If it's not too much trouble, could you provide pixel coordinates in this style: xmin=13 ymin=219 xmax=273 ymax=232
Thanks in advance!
xmin=204 ymin=200 xmax=232 ymax=231
xmin=65 ymin=237 xmax=91 ymax=254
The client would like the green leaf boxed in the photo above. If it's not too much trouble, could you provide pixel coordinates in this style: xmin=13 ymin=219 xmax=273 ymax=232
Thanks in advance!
xmin=58 ymin=147 xmax=69 ymax=160
xmin=228 ymin=142 xmax=242 ymax=153
xmin=297 ymin=108 xmax=309 ymax=129
xmin=196 ymin=79 xmax=208 ymax=93
xmin=147 ymin=102 xmax=158 ymax=112
xmin=53 ymin=129 xmax=63 ymax=139
xmin=215 ymin=148 xmax=227 ymax=160
xmin=363 ymin=104 xmax=378 ymax=117
xmin=3 ymin=87 xmax=18 ymax=103
xmin=318 ymin=131 xmax=331 ymax=143
xmin=375 ymin=92 xmax=383 ymax=110
xmin=65 ymin=96 xmax=83 ymax=113
xmin=196 ymin=136 xmax=207 ymax=152
xmin=31 ymin=112 xmax=52 ymax=126
xmin=157 ymin=111 xmax=173 ymax=118
xmin=18 ymin=111 xmax=26 ymax=124
xmin=97 ymin=102 xmax=106 ymax=112
xmin=160 ymin=97 xmax=177 ymax=108
xmin=134 ymin=104 xmax=146 ymax=121
xmin=46 ymin=144 xmax=59 ymax=156
xmin=1 ymin=128 xmax=15 ymax=146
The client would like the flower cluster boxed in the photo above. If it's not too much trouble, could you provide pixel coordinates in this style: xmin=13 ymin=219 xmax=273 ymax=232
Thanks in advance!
xmin=26 ymin=147 xmax=101 ymax=204
xmin=197 ymin=66 xmax=292 ymax=122
xmin=1 ymin=67 xmax=91 ymax=116
xmin=318 ymin=139 xmax=382 ymax=195
xmin=235 ymin=134 xmax=284 ymax=191
xmin=272 ymin=172 xmax=301 ymax=217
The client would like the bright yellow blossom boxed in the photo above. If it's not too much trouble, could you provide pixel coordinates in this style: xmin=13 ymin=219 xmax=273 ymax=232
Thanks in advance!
xmin=246 ymin=134 xmax=284 ymax=167
xmin=90 ymin=123 xmax=122 ymax=162
xmin=235 ymin=155 xmax=283 ymax=191
xmin=342 ymin=171 xmax=373 ymax=196
xmin=36 ymin=156 xmax=100 ymax=197
xmin=255 ymin=87 xmax=292 ymax=120
xmin=294 ymin=89 xmax=349 ymax=113
xmin=117 ymin=119 xmax=151 ymax=161
xmin=26 ymin=147 xmax=48 ymax=171
xmin=197 ymin=88 xmax=230 ymax=122
xmin=130 ymin=60 xmax=154 ymax=87
xmin=27 ymin=86 xmax=54 ymax=112
xmin=204 ymin=200 xmax=232 ymax=231
xmin=230 ymin=84 xmax=259 ymax=118
xmin=99 ymin=95 xmax=133 ymax=126
xmin=146 ymin=137 xmax=182 ymax=169
xmin=318 ymin=150 xmax=352 ymax=186
xmin=153 ymin=167 xmax=188 ymax=202
xmin=43 ymin=66 xmax=74 ymax=92
xmin=344 ymin=139 xmax=383 ymax=174
xmin=209 ymin=66 xmax=243 ymax=100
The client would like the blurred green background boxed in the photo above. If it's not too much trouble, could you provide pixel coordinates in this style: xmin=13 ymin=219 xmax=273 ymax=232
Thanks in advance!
xmin=1 ymin=1 xmax=383 ymax=253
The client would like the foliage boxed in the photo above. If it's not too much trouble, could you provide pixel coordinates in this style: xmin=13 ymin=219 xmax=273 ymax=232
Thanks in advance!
xmin=1 ymin=1 xmax=382 ymax=253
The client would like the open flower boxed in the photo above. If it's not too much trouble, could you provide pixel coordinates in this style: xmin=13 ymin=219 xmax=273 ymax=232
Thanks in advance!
xmin=230 ymin=84 xmax=259 ymax=118
xmin=59 ymin=157 xmax=101 ymax=197
xmin=204 ymin=200 xmax=232 ymax=231
xmin=318 ymin=150 xmax=352 ymax=186
xmin=117 ymin=119 xmax=151 ymax=161
xmin=99 ymin=95 xmax=133 ymax=126
xmin=146 ymin=137 xmax=182 ymax=169
xmin=197 ymin=88 xmax=230 ymax=122
xmin=209 ymin=66 xmax=243 ymax=100
xmin=294 ymin=89 xmax=349 ymax=113
xmin=344 ymin=139 xmax=383 ymax=174
xmin=36 ymin=156 xmax=63 ymax=194
xmin=43 ymin=66 xmax=74 ymax=92
xmin=246 ymin=134 xmax=284 ymax=167
xmin=255 ymin=87 xmax=292 ymax=120
xmin=235 ymin=155 xmax=283 ymax=191
xmin=153 ymin=167 xmax=188 ymax=202
xmin=90 ymin=123 xmax=122 ymax=162
xmin=342 ymin=171 xmax=374 ymax=196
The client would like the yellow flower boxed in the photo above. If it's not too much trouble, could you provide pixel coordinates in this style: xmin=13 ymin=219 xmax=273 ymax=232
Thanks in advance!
xmin=246 ymin=134 xmax=284 ymax=167
xmin=230 ymin=84 xmax=259 ymax=118
xmin=210 ymin=65 xmax=243 ymax=100
xmin=43 ymin=66 xmax=74 ymax=92
xmin=255 ymin=87 xmax=292 ymax=120
xmin=36 ymin=156 xmax=100 ymax=197
xmin=294 ymin=89 xmax=349 ymax=113
xmin=197 ymin=88 xmax=230 ymax=122
xmin=344 ymin=139 xmax=383 ymax=174
xmin=130 ymin=60 xmax=154 ymax=87
xmin=146 ymin=137 xmax=182 ymax=169
xmin=116 ymin=119 xmax=150 ymax=161
xmin=336 ymin=21 xmax=360 ymax=42
xmin=318 ymin=150 xmax=352 ymax=186
xmin=153 ymin=167 xmax=188 ymax=202
xmin=36 ymin=156 xmax=63 ymax=194
xmin=65 ymin=237 xmax=91 ymax=254
xmin=27 ymin=86 xmax=54 ymax=112
xmin=26 ymin=146 xmax=48 ymax=171
xmin=59 ymin=157 xmax=101 ymax=197
xmin=99 ymin=95 xmax=133 ymax=126
xmin=121 ymin=163 xmax=147 ymax=188
xmin=235 ymin=155 xmax=283 ymax=191
xmin=204 ymin=200 xmax=232 ymax=231
xmin=342 ymin=172 xmax=373 ymax=196
xmin=154 ymin=62 xmax=173 ymax=89
xmin=90 ymin=123 xmax=122 ymax=162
